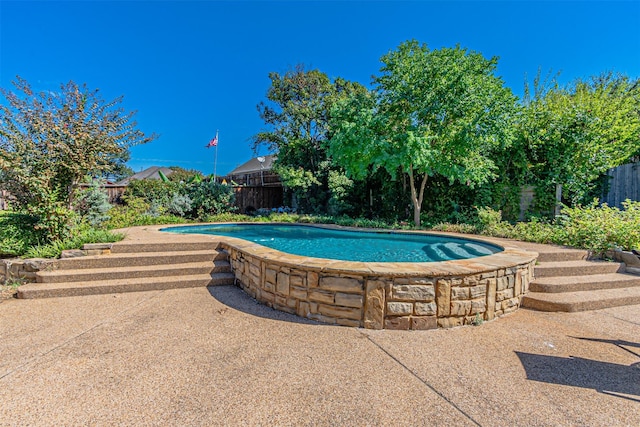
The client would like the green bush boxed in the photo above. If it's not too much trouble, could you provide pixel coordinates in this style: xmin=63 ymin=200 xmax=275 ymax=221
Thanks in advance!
xmin=0 ymin=212 xmax=43 ymax=256
xmin=186 ymin=181 xmax=235 ymax=219
xmin=74 ymin=179 xmax=112 ymax=227
xmin=24 ymin=227 xmax=124 ymax=259
xmin=474 ymin=200 xmax=640 ymax=257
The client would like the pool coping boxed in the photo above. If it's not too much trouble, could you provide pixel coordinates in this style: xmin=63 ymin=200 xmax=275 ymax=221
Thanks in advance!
xmin=158 ymin=222 xmax=537 ymax=278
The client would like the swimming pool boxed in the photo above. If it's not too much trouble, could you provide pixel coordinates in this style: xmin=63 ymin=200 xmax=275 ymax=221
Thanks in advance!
xmin=159 ymin=223 xmax=537 ymax=330
xmin=162 ymin=223 xmax=502 ymax=263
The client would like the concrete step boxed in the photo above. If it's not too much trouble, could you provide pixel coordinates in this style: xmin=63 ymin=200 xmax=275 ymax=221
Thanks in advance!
xmin=52 ymin=250 xmax=221 ymax=270
xmin=111 ymin=241 xmax=223 ymax=254
xmin=17 ymin=274 xmax=217 ymax=299
xmin=536 ymin=249 xmax=588 ymax=263
xmin=36 ymin=260 xmax=231 ymax=283
xmin=534 ymin=260 xmax=624 ymax=278
xmin=211 ymin=272 xmax=235 ymax=286
xmin=530 ymin=272 xmax=640 ymax=293
xmin=521 ymin=286 xmax=640 ymax=312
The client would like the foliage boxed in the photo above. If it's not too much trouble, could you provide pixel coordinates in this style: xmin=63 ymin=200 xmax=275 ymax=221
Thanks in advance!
xmin=0 ymin=212 xmax=43 ymax=256
xmin=26 ymin=193 xmax=77 ymax=243
xmin=167 ymin=167 xmax=204 ymax=183
xmin=122 ymin=178 xmax=234 ymax=220
xmin=519 ymin=71 xmax=640 ymax=209
xmin=124 ymin=179 xmax=181 ymax=207
xmin=104 ymin=198 xmax=189 ymax=229
xmin=24 ymin=227 xmax=124 ymax=259
xmin=252 ymin=65 xmax=367 ymax=212
xmin=0 ymin=210 xmax=123 ymax=258
xmin=475 ymin=201 xmax=640 ymax=257
xmin=74 ymin=179 xmax=112 ymax=227
xmin=0 ymin=76 xmax=156 ymax=209
xmin=185 ymin=180 xmax=235 ymax=218
xmin=330 ymin=41 xmax=518 ymax=226
xmin=167 ymin=193 xmax=193 ymax=217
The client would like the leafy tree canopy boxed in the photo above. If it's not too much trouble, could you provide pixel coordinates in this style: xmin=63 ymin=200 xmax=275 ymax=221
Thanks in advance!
xmin=252 ymin=65 xmax=367 ymax=212
xmin=330 ymin=40 xmax=518 ymax=226
xmin=0 ymin=76 xmax=157 ymax=209
xmin=521 ymin=71 xmax=640 ymax=204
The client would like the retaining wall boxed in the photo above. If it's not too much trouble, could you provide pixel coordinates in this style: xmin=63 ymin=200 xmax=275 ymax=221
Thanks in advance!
xmin=221 ymin=230 xmax=537 ymax=330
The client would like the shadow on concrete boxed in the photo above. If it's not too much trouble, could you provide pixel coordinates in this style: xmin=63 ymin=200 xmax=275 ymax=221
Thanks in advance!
xmin=571 ymin=337 xmax=640 ymax=358
xmin=516 ymin=351 xmax=640 ymax=403
xmin=207 ymin=285 xmax=326 ymax=326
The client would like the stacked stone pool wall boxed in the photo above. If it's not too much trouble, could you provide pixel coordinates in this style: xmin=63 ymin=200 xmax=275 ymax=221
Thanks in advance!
xmin=220 ymin=232 xmax=536 ymax=330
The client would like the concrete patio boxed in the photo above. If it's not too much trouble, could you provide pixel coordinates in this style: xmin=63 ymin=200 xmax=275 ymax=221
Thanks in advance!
xmin=1 ymin=284 xmax=638 ymax=426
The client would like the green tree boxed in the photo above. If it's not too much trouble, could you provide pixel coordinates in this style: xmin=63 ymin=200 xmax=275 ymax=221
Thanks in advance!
xmin=252 ymin=65 xmax=366 ymax=213
xmin=330 ymin=41 xmax=518 ymax=226
xmin=0 ymin=76 xmax=156 ymax=210
xmin=521 ymin=71 xmax=640 ymax=209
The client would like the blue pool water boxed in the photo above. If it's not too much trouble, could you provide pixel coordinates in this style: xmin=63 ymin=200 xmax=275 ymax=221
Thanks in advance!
xmin=161 ymin=224 xmax=502 ymax=263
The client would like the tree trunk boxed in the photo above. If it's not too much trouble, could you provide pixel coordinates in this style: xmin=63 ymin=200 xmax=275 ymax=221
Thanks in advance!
xmin=408 ymin=166 xmax=428 ymax=227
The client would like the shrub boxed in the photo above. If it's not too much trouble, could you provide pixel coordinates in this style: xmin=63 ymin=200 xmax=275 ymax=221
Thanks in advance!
xmin=186 ymin=181 xmax=235 ymax=219
xmin=24 ymin=227 xmax=124 ymax=259
xmin=74 ymin=179 xmax=112 ymax=227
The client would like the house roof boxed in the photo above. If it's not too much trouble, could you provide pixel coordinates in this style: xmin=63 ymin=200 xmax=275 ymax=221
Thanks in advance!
xmin=115 ymin=166 xmax=175 ymax=186
xmin=228 ymin=155 xmax=276 ymax=175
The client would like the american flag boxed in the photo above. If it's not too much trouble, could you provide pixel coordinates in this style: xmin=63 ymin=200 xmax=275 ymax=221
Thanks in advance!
xmin=205 ymin=134 xmax=218 ymax=148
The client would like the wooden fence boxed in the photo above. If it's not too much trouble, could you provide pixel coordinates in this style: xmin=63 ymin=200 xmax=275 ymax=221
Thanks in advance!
xmin=602 ymin=162 xmax=640 ymax=208
xmin=232 ymin=186 xmax=284 ymax=213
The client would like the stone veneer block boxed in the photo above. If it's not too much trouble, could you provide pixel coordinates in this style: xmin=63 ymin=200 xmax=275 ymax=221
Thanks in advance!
xmin=391 ymin=284 xmax=435 ymax=301
xmin=307 ymin=271 xmax=319 ymax=287
xmin=336 ymin=318 xmax=361 ymax=327
xmin=289 ymin=286 xmax=308 ymax=300
xmin=318 ymin=304 xmax=362 ymax=321
xmin=451 ymin=286 xmax=470 ymax=300
xmin=469 ymin=284 xmax=487 ymax=299
xmin=319 ymin=276 xmax=363 ymax=293
xmin=385 ymin=316 xmax=411 ymax=330
xmin=485 ymin=278 xmax=497 ymax=320
xmin=514 ymin=270 xmax=522 ymax=296
xmin=471 ymin=300 xmax=486 ymax=314
xmin=414 ymin=302 xmax=437 ymax=316
xmin=364 ymin=280 xmax=386 ymax=330
xmin=276 ymin=272 xmax=290 ymax=295
xmin=298 ymin=301 xmax=311 ymax=317
xmin=386 ymin=302 xmax=413 ymax=316
xmin=436 ymin=279 xmax=451 ymax=316
xmin=437 ymin=317 xmax=463 ymax=328
xmin=335 ymin=292 xmax=363 ymax=308
xmin=409 ymin=278 xmax=434 ymax=286
xmin=308 ymin=289 xmax=335 ymax=304
xmin=290 ymin=274 xmax=304 ymax=287
xmin=265 ymin=268 xmax=277 ymax=284
xmin=411 ymin=316 xmax=437 ymax=330
xmin=450 ymin=300 xmax=471 ymax=316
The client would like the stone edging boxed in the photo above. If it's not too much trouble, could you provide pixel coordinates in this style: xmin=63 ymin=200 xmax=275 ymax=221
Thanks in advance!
xmin=207 ymin=224 xmax=538 ymax=329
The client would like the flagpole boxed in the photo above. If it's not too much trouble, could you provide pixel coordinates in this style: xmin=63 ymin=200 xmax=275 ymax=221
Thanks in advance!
xmin=213 ymin=129 xmax=219 ymax=182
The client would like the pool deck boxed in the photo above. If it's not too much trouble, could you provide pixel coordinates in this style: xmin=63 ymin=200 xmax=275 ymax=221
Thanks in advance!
xmin=0 ymin=224 xmax=639 ymax=425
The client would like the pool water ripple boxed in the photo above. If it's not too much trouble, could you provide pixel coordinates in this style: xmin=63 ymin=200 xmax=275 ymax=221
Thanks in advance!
xmin=162 ymin=224 xmax=502 ymax=263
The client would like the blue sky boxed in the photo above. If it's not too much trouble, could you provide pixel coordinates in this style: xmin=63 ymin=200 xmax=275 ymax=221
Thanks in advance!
xmin=1 ymin=0 xmax=639 ymax=176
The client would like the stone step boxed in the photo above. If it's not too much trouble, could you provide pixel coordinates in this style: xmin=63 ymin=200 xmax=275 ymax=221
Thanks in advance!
xmin=36 ymin=260 xmax=231 ymax=283
xmin=51 ymin=250 xmax=221 ymax=270
xmin=534 ymin=260 xmax=624 ymax=278
xmin=521 ymin=286 xmax=640 ymax=312
xmin=535 ymin=249 xmax=588 ymax=263
xmin=111 ymin=241 xmax=224 ymax=254
xmin=17 ymin=272 xmax=236 ymax=299
xmin=530 ymin=272 xmax=640 ymax=293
